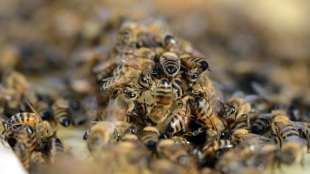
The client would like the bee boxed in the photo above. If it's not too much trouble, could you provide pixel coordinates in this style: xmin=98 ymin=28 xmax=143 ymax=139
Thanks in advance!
xmin=180 ymin=54 xmax=209 ymax=83
xmin=202 ymin=139 xmax=234 ymax=157
xmin=12 ymin=125 xmax=38 ymax=170
xmin=288 ymin=96 xmax=310 ymax=122
xmin=83 ymin=121 xmax=115 ymax=154
xmin=97 ymin=76 xmax=116 ymax=93
xmin=36 ymin=120 xmax=54 ymax=139
xmin=97 ymin=58 xmax=153 ymax=92
xmin=171 ymin=74 xmax=187 ymax=99
xmin=231 ymin=128 xmax=273 ymax=148
xmin=93 ymin=61 xmax=118 ymax=82
xmin=271 ymin=110 xmax=306 ymax=148
xmin=294 ymin=121 xmax=310 ymax=151
xmin=201 ymin=139 xmax=234 ymax=166
xmin=52 ymin=98 xmax=71 ymax=127
xmin=3 ymin=112 xmax=42 ymax=132
xmin=163 ymin=95 xmax=192 ymax=137
xmin=191 ymin=71 xmax=218 ymax=101
xmin=2 ymin=71 xmax=30 ymax=96
xmin=141 ymin=126 xmax=160 ymax=150
xmin=149 ymin=78 xmax=174 ymax=124
xmin=119 ymin=133 xmax=139 ymax=142
xmin=276 ymin=142 xmax=307 ymax=165
xmin=119 ymin=86 xmax=143 ymax=118
xmin=44 ymin=136 xmax=64 ymax=163
xmin=157 ymin=139 xmax=196 ymax=169
xmin=137 ymin=73 xmax=154 ymax=90
xmin=136 ymin=31 xmax=160 ymax=48
xmin=113 ymin=136 xmax=150 ymax=168
xmin=112 ymin=121 xmax=137 ymax=141
xmin=221 ymin=97 xmax=252 ymax=124
xmin=250 ymin=113 xmax=272 ymax=134
xmin=163 ymin=35 xmax=178 ymax=51
xmin=159 ymin=51 xmax=180 ymax=77
xmin=190 ymin=96 xmax=225 ymax=139
xmin=215 ymin=145 xmax=261 ymax=174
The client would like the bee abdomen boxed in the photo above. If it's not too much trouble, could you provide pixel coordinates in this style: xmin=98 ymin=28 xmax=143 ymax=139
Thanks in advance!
xmin=159 ymin=52 xmax=180 ymax=77
xmin=52 ymin=100 xmax=71 ymax=127
xmin=251 ymin=118 xmax=270 ymax=134
xmin=141 ymin=126 xmax=160 ymax=150
xmin=165 ymin=114 xmax=189 ymax=137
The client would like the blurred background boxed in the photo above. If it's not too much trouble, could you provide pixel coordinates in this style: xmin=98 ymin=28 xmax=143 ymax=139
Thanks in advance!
xmin=1 ymin=0 xmax=309 ymax=103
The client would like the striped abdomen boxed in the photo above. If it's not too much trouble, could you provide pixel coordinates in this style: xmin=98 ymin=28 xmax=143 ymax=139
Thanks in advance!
xmin=141 ymin=126 xmax=160 ymax=150
xmin=6 ymin=112 xmax=41 ymax=130
xmin=251 ymin=117 xmax=271 ymax=134
xmin=159 ymin=52 xmax=180 ymax=77
xmin=152 ymin=78 xmax=173 ymax=106
xmin=202 ymin=139 xmax=233 ymax=158
xmin=52 ymin=99 xmax=71 ymax=127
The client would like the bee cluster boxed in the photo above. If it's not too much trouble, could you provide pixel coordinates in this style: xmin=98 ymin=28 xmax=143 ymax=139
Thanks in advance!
xmin=0 ymin=20 xmax=309 ymax=174
xmin=87 ymin=21 xmax=310 ymax=174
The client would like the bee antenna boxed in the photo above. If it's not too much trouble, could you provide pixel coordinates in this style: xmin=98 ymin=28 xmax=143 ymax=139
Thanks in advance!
xmin=24 ymin=97 xmax=40 ymax=116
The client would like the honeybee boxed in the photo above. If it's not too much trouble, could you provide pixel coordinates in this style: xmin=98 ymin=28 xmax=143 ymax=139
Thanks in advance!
xmin=83 ymin=121 xmax=115 ymax=154
xmin=250 ymin=113 xmax=272 ymax=134
xmin=276 ymin=142 xmax=307 ymax=165
xmin=191 ymin=71 xmax=218 ymax=101
xmin=40 ymin=136 xmax=64 ymax=163
xmin=137 ymin=72 xmax=154 ymax=90
xmin=201 ymin=139 xmax=233 ymax=166
xmin=202 ymin=139 xmax=234 ymax=158
xmin=190 ymin=96 xmax=225 ymax=139
xmin=221 ymin=97 xmax=252 ymax=124
xmin=159 ymin=51 xmax=180 ymax=77
xmin=2 ymin=71 xmax=30 ymax=96
xmin=141 ymin=126 xmax=160 ymax=150
xmin=163 ymin=95 xmax=192 ymax=137
xmin=180 ymin=54 xmax=209 ymax=83
xmin=119 ymin=133 xmax=139 ymax=142
xmin=149 ymin=78 xmax=174 ymax=124
xmin=231 ymin=128 xmax=273 ymax=148
xmin=288 ymin=96 xmax=310 ymax=122
xmin=113 ymin=121 xmax=137 ymax=141
xmin=157 ymin=139 xmax=197 ymax=170
xmin=136 ymin=31 xmax=161 ymax=48
xmin=98 ymin=57 xmax=153 ymax=92
xmin=215 ymin=146 xmax=260 ymax=174
xmin=171 ymin=74 xmax=188 ymax=99
xmin=12 ymin=125 xmax=38 ymax=170
xmin=3 ymin=112 xmax=42 ymax=132
xmin=113 ymin=137 xmax=150 ymax=168
xmin=52 ymin=98 xmax=71 ymax=127
xmin=163 ymin=35 xmax=178 ymax=51
xmin=93 ymin=61 xmax=118 ymax=82
xmin=0 ymin=71 xmax=36 ymax=115
xmin=294 ymin=121 xmax=310 ymax=151
xmin=271 ymin=110 xmax=306 ymax=148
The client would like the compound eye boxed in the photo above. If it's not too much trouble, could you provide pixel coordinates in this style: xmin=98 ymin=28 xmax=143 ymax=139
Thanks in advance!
xmin=124 ymin=88 xmax=137 ymax=99
xmin=200 ymin=61 xmax=209 ymax=71
xmin=192 ymin=74 xmax=198 ymax=79
xmin=140 ymin=74 xmax=148 ymax=83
